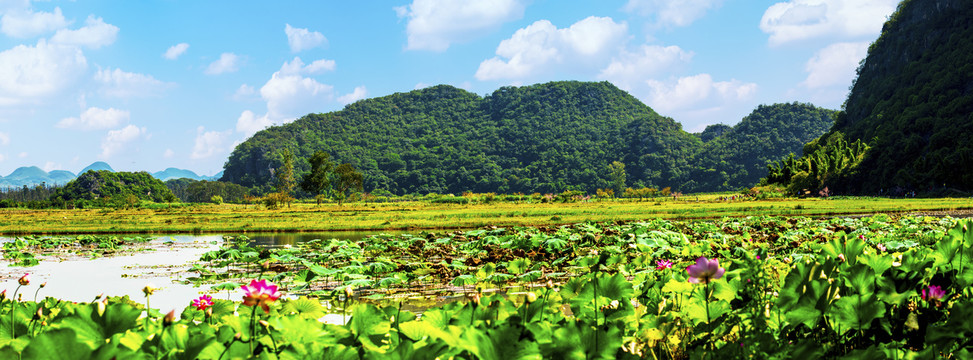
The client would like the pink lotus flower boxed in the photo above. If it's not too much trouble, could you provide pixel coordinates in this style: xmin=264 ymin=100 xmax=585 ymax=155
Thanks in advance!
xmin=686 ymin=257 xmax=725 ymax=284
xmin=192 ymin=295 xmax=214 ymax=311
xmin=655 ymin=260 xmax=673 ymax=270
xmin=241 ymin=279 xmax=281 ymax=313
xmin=18 ymin=274 xmax=29 ymax=286
xmin=922 ymin=285 xmax=946 ymax=305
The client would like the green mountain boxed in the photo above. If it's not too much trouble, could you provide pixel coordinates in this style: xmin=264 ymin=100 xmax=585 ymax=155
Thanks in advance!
xmin=0 ymin=167 xmax=77 ymax=189
xmin=48 ymin=170 xmax=77 ymax=183
xmin=222 ymin=81 xmax=833 ymax=195
xmin=152 ymin=168 xmax=202 ymax=181
xmin=684 ymin=103 xmax=835 ymax=192
xmin=80 ymin=161 xmax=115 ymax=175
xmin=52 ymin=170 xmax=176 ymax=203
xmin=5 ymin=166 xmax=48 ymax=180
xmin=771 ymin=0 xmax=973 ymax=193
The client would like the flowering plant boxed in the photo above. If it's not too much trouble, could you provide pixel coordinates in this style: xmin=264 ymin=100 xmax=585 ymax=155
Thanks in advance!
xmin=242 ymin=279 xmax=282 ymax=313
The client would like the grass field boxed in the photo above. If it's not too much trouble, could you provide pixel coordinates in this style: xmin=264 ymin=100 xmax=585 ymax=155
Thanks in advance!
xmin=1 ymin=195 xmax=971 ymax=235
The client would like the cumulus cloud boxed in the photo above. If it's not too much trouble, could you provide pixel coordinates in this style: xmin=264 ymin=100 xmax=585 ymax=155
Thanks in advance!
xmin=760 ymin=0 xmax=898 ymax=45
xmin=94 ymin=67 xmax=171 ymax=98
xmin=0 ymin=6 xmax=68 ymax=38
xmin=803 ymin=41 xmax=868 ymax=89
xmin=338 ymin=86 xmax=368 ymax=105
xmin=279 ymin=57 xmax=335 ymax=76
xmin=190 ymin=126 xmax=231 ymax=160
xmin=599 ymin=45 xmax=693 ymax=89
xmin=100 ymin=124 xmax=145 ymax=158
xmin=50 ymin=15 xmax=118 ymax=49
xmin=57 ymin=107 xmax=130 ymax=130
xmin=233 ymin=84 xmax=256 ymax=101
xmin=261 ymin=71 xmax=333 ymax=121
xmin=235 ymin=110 xmax=273 ymax=137
xmin=475 ymin=16 xmax=628 ymax=81
xmin=643 ymin=74 xmax=757 ymax=130
xmin=205 ymin=53 xmax=241 ymax=75
xmin=163 ymin=148 xmax=174 ymax=159
xmin=163 ymin=43 xmax=189 ymax=60
xmin=396 ymin=0 xmax=526 ymax=51
xmin=0 ymin=131 xmax=9 ymax=146
xmin=622 ymin=0 xmax=723 ymax=27
xmin=0 ymin=40 xmax=87 ymax=105
xmin=284 ymin=24 xmax=327 ymax=52
xmin=259 ymin=59 xmax=335 ymax=121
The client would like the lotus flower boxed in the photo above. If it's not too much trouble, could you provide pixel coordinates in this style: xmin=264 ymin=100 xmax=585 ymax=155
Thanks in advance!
xmin=241 ymin=279 xmax=281 ymax=313
xmin=18 ymin=274 xmax=29 ymax=286
xmin=922 ymin=285 xmax=946 ymax=305
xmin=192 ymin=294 xmax=214 ymax=311
xmin=686 ymin=257 xmax=725 ymax=284
xmin=655 ymin=260 xmax=673 ymax=270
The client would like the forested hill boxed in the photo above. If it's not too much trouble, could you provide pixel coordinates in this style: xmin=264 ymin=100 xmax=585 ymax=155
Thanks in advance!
xmin=685 ymin=103 xmax=834 ymax=192
xmin=222 ymin=81 xmax=832 ymax=194
xmin=789 ymin=0 xmax=973 ymax=193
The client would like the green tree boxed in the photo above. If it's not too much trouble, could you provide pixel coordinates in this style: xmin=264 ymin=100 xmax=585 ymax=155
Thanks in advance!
xmin=300 ymin=150 xmax=335 ymax=205
xmin=333 ymin=163 xmax=363 ymax=206
xmin=608 ymin=161 xmax=626 ymax=197
xmin=274 ymin=148 xmax=296 ymax=208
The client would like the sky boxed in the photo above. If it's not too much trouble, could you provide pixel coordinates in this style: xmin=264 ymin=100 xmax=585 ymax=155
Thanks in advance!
xmin=0 ymin=0 xmax=900 ymax=177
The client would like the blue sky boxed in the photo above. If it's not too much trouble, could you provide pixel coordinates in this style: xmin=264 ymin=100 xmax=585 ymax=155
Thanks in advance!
xmin=0 ymin=0 xmax=899 ymax=176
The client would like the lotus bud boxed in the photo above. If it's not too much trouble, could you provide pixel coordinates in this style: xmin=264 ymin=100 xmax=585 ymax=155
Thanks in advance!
xmin=344 ymin=287 xmax=354 ymax=299
xmin=0 ymin=289 xmax=6 ymax=301
xmin=97 ymin=301 xmax=106 ymax=316
xmin=234 ymin=332 xmax=242 ymax=340
xmin=259 ymin=320 xmax=270 ymax=328
xmin=163 ymin=310 xmax=176 ymax=327
xmin=838 ymin=254 xmax=846 ymax=262
xmin=142 ymin=284 xmax=157 ymax=297
xmin=546 ymin=279 xmax=554 ymax=289
xmin=39 ymin=282 xmax=46 ymax=289
xmin=18 ymin=273 xmax=29 ymax=286
xmin=34 ymin=308 xmax=43 ymax=320
xmin=609 ymin=300 xmax=620 ymax=309
xmin=525 ymin=292 xmax=537 ymax=303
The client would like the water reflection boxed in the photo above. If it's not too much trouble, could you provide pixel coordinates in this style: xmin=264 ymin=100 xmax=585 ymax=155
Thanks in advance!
xmin=0 ymin=231 xmax=422 ymax=318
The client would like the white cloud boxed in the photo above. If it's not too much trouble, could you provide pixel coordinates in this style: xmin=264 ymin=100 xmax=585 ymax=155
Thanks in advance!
xmin=622 ymin=0 xmax=723 ymax=27
xmin=475 ymin=16 xmax=628 ymax=81
xmin=279 ymin=57 xmax=335 ymax=76
xmin=397 ymin=0 xmax=526 ymax=51
xmin=0 ymin=131 xmax=8 ymax=145
xmin=235 ymin=110 xmax=273 ymax=137
xmin=233 ymin=84 xmax=256 ymax=100
xmin=414 ymin=82 xmax=431 ymax=90
xmin=17 ymin=151 xmax=27 ymax=158
xmin=190 ymin=126 xmax=231 ymax=160
xmin=338 ymin=86 xmax=368 ymax=105
xmin=205 ymin=53 xmax=241 ymax=75
xmin=599 ymin=45 xmax=693 ymax=89
xmin=644 ymin=74 xmax=757 ymax=129
xmin=163 ymin=148 xmax=174 ymax=158
xmin=94 ymin=67 xmax=170 ymax=98
xmin=163 ymin=43 xmax=189 ymax=60
xmin=100 ymin=124 xmax=145 ymax=158
xmin=50 ymin=15 xmax=118 ymax=49
xmin=260 ymin=61 xmax=335 ymax=121
xmin=803 ymin=41 xmax=868 ymax=89
xmin=0 ymin=6 xmax=68 ymax=38
xmin=58 ymin=107 xmax=130 ymax=130
xmin=760 ymin=0 xmax=898 ymax=45
xmin=0 ymin=40 xmax=87 ymax=105
xmin=304 ymin=59 xmax=336 ymax=74
xmin=0 ymin=153 xmax=5 ymax=162
xmin=284 ymin=24 xmax=327 ymax=52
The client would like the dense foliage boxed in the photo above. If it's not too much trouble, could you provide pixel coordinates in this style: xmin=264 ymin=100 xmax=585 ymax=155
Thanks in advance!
xmin=52 ymin=170 xmax=176 ymax=206
xmin=222 ymin=82 xmax=832 ymax=195
xmin=685 ymin=103 xmax=834 ymax=192
xmin=165 ymin=179 xmax=252 ymax=203
xmin=775 ymin=0 xmax=973 ymax=193
xmin=3 ymin=215 xmax=972 ymax=358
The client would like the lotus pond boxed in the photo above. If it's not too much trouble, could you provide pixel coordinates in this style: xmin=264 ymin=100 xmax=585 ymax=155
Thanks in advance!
xmin=1 ymin=214 xmax=972 ymax=358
